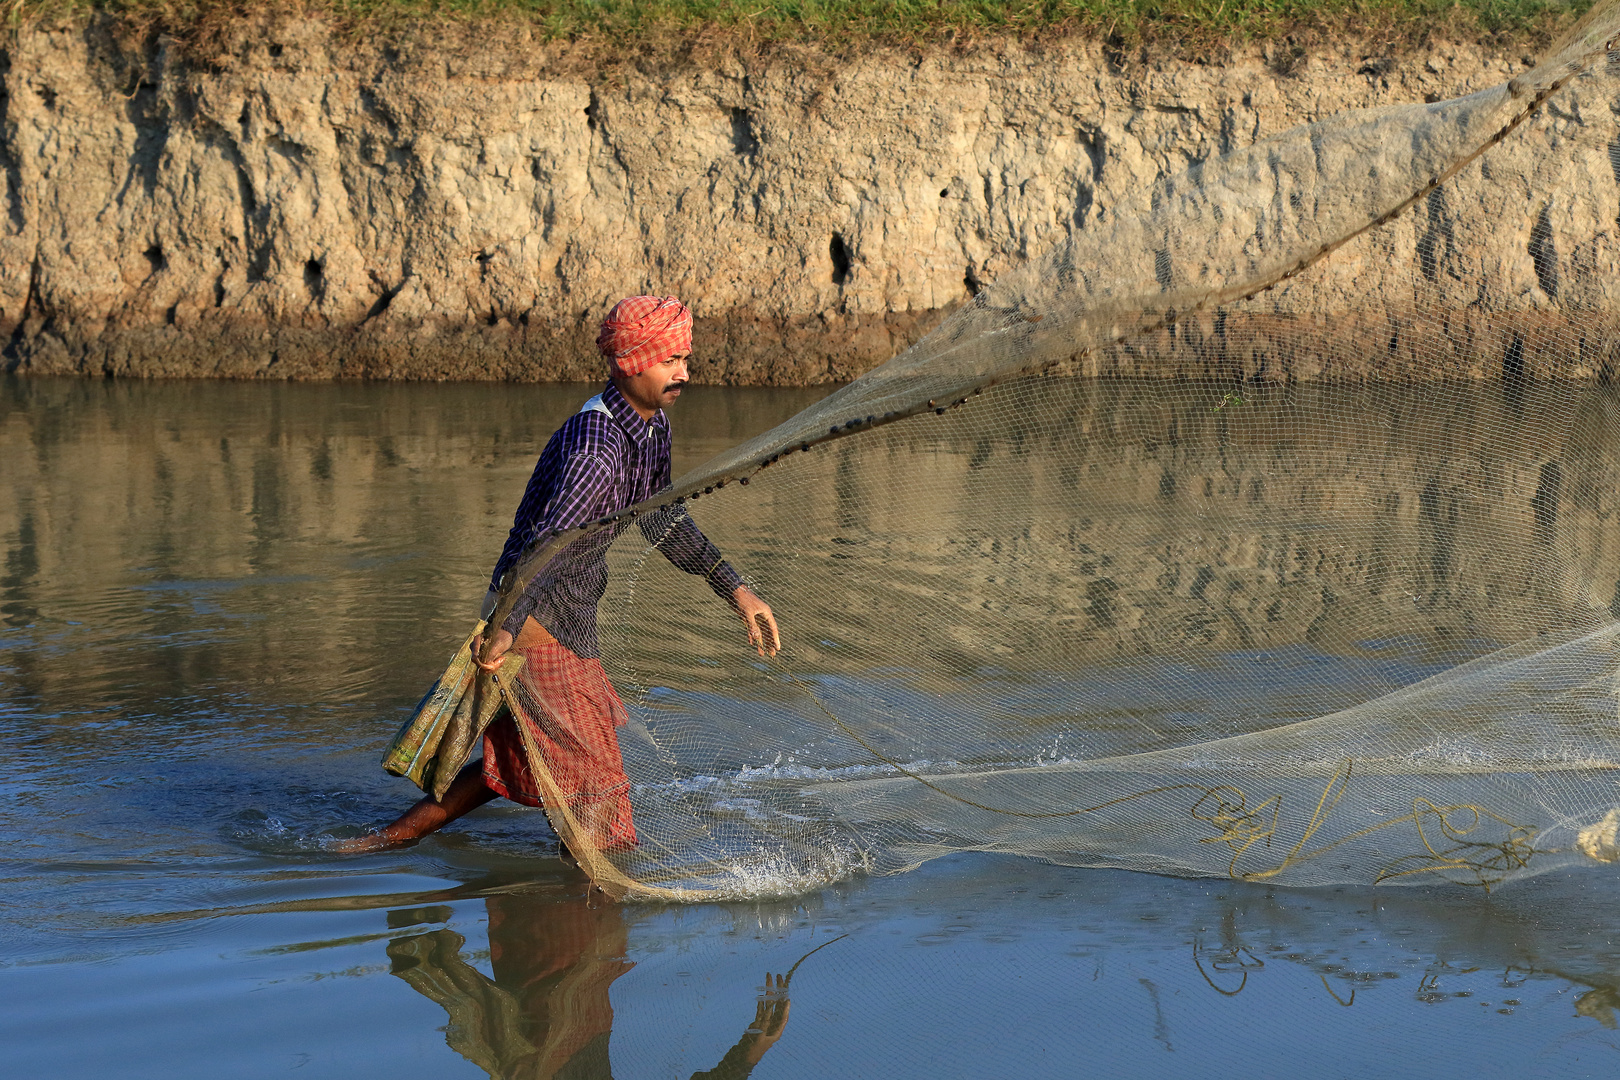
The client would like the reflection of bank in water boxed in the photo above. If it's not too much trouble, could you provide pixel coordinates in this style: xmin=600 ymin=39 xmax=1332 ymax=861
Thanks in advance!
xmin=387 ymin=886 xmax=795 ymax=1080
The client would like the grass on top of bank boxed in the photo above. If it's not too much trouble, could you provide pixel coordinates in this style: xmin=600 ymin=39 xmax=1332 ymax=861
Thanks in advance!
xmin=2 ymin=0 xmax=1594 ymax=53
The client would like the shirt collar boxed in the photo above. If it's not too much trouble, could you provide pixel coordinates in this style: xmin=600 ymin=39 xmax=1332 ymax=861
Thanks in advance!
xmin=600 ymin=381 xmax=667 ymax=443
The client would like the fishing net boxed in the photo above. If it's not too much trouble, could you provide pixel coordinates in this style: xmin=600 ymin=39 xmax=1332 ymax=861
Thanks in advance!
xmin=388 ymin=5 xmax=1620 ymax=899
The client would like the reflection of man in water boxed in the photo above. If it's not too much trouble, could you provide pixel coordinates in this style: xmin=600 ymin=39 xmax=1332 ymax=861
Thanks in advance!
xmin=347 ymin=296 xmax=780 ymax=854
xmin=388 ymin=889 xmax=790 ymax=1079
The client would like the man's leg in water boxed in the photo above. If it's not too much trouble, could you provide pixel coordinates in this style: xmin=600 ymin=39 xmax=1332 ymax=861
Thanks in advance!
xmin=334 ymin=761 xmax=498 ymax=853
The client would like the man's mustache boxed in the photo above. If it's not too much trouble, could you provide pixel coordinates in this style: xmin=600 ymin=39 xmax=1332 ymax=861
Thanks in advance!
xmin=663 ymin=383 xmax=686 ymax=394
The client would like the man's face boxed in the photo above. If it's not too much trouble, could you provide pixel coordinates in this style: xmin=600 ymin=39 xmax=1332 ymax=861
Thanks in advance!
xmin=617 ymin=351 xmax=690 ymax=416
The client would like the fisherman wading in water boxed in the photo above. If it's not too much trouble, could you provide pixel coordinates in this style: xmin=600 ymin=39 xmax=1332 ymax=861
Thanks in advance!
xmin=340 ymin=296 xmax=780 ymax=858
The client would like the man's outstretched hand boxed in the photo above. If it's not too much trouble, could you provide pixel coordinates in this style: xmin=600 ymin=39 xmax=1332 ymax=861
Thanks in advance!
xmin=733 ymin=587 xmax=780 ymax=657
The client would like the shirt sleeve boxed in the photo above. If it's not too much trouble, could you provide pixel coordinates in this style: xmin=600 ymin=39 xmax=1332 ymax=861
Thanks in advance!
xmin=500 ymin=450 xmax=618 ymax=636
xmin=640 ymin=508 xmax=745 ymax=602
xmin=637 ymin=421 xmax=744 ymax=601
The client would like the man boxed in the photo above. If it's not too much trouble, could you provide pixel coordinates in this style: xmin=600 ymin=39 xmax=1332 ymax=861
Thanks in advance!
xmin=345 ymin=295 xmax=779 ymax=855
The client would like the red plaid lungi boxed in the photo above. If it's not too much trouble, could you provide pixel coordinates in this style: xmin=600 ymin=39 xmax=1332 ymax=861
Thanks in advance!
xmin=482 ymin=640 xmax=638 ymax=851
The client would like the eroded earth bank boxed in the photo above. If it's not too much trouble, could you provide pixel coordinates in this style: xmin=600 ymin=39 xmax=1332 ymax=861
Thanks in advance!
xmin=0 ymin=18 xmax=1611 ymax=382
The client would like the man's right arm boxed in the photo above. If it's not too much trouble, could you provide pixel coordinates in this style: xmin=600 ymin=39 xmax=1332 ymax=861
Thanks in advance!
xmin=640 ymin=509 xmax=744 ymax=599
xmin=639 ymin=509 xmax=780 ymax=656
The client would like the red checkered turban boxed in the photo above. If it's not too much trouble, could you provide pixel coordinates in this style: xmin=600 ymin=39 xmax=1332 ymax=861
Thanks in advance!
xmin=597 ymin=295 xmax=693 ymax=377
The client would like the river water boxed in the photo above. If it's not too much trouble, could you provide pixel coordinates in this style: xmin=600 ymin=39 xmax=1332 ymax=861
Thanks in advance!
xmin=3 ymin=375 xmax=1619 ymax=1078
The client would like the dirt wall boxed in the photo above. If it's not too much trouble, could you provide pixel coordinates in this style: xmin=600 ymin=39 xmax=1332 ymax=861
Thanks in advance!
xmin=0 ymin=18 xmax=1600 ymax=382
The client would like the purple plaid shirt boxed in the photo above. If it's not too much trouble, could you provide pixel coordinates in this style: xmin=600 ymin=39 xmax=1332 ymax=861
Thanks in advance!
xmin=490 ymin=381 xmax=743 ymax=659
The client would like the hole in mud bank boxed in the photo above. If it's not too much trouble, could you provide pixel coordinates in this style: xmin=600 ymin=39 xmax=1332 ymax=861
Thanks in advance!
xmin=365 ymin=284 xmax=400 ymax=321
xmin=1153 ymin=249 xmax=1172 ymax=290
xmin=964 ymin=265 xmax=983 ymax=296
xmin=269 ymin=44 xmax=284 ymax=58
xmin=143 ymin=245 xmax=166 ymax=274
xmin=830 ymin=234 xmax=850 ymax=286
xmin=1532 ymin=461 xmax=1561 ymax=543
xmin=1528 ymin=205 xmax=1559 ymax=298
xmin=1503 ymin=333 xmax=1528 ymax=391
xmin=304 ymin=258 xmax=324 ymax=297
xmin=730 ymin=108 xmax=758 ymax=158
xmin=164 ymin=304 xmax=177 ymax=326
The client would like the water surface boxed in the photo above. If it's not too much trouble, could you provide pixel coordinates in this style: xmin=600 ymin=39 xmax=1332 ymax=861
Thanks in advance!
xmin=3 ymin=376 xmax=1618 ymax=1078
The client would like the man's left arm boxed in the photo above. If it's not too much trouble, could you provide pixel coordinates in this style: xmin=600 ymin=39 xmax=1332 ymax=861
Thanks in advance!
xmin=643 ymin=510 xmax=779 ymax=656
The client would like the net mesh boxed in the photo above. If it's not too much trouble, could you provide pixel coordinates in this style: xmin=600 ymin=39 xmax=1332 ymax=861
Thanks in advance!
xmin=393 ymin=6 xmax=1620 ymax=899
